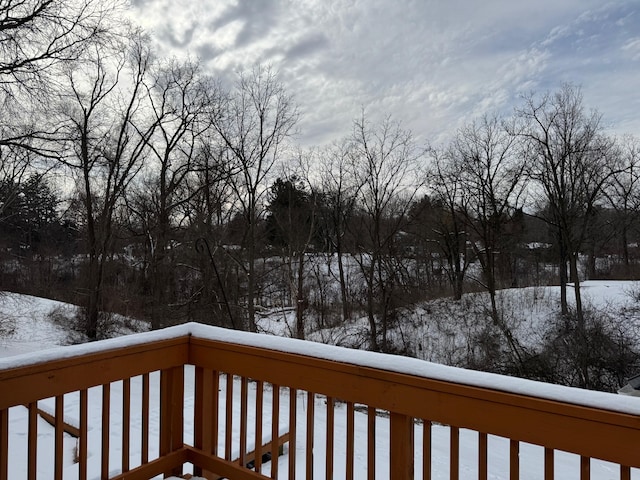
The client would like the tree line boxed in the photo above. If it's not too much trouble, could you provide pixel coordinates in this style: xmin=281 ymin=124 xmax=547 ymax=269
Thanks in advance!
xmin=2 ymin=0 xmax=640 ymax=371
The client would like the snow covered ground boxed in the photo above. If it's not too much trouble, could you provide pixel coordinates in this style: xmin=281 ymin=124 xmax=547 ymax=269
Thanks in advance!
xmin=0 ymin=293 xmax=72 ymax=356
xmin=1 ymin=282 xmax=640 ymax=478
xmin=286 ymin=280 xmax=640 ymax=369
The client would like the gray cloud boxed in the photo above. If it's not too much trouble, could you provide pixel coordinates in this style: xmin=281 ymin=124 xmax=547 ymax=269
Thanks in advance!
xmin=129 ymin=0 xmax=151 ymax=8
xmin=160 ymin=22 xmax=198 ymax=49
xmin=285 ymin=33 xmax=330 ymax=61
xmin=209 ymin=0 xmax=282 ymax=48
xmin=129 ymin=0 xmax=640 ymax=146
xmin=195 ymin=43 xmax=222 ymax=63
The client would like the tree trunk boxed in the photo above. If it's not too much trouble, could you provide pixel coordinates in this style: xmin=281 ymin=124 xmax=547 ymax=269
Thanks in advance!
xmin=569 ymin=252 xmax=589 ymax=387
xmin=85 ymin=254 xmax=104 ymax=340
xmin=570 ymin=254 xmax=585 ymax=328
xmin=378 ymin=259 xmax=389 ymax=352
xmin=558 ymin=231 xmax=569 ymax=316
xmin=336 ymin=239 xmax=350 ymax=322
xmin=247 ymin=205 xmax=257 ymax=332
xmin=150 ymin=229 xmax=168 ymax=331
xmin=454 ymin=253 xmax=464 ymax=301
xmin=587 ymin=241 xmax=596 ymax=280
xmin=622 ymin=223 xmax=630 ymax=271
xmin=295 ymin=251 xmax=305 ymax=340
xmin=365 ymin=261 xmax=379 ymax=352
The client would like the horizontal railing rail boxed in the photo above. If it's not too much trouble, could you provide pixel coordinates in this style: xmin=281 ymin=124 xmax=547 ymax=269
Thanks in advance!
xmin=1 ymin=323 xmax=639 ymax=479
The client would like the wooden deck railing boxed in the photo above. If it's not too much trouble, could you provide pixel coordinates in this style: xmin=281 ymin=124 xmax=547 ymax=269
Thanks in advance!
xmin=1 ymin=323 xmax=640 ymax=479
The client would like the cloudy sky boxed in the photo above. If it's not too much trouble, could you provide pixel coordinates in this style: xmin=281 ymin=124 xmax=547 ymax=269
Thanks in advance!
xmin=128 ymin=0 xmax=640 ymax=147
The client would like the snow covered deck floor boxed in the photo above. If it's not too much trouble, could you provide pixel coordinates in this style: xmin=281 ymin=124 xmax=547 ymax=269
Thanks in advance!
xmin=1 ymin=323 xmax=639 ymax=479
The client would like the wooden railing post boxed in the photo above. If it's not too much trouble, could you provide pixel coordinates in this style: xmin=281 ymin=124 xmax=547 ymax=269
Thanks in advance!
xmin=160 ymin=366 xmax=185 ymax=477
xmin=390 ymin=412 xmax=414 ymax=480
xmin=194 ymin=366 xmax=215 ymax=478
xmin=0 ymin=408 xmax=7 ymax=480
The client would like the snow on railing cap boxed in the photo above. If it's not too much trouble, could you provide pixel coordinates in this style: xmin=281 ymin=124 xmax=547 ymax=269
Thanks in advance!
xmin=0 ymin=323 xmax=192 ymax=371
xmin=1 ymin=322 xmax=640 ymax=416
xmin=185 ymin=323 xmax=640 ymax=417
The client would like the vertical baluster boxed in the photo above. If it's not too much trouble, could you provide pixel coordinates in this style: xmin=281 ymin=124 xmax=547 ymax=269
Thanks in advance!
xmin=102 ymin=384 xmax=111 ymax=479
xmin=580 ymin=456 xmax=589 ymax=480
xmin=28 ymin=402 xmax=37 ymax=480
xmin=202 ymin=367 xmax=217 ymax=477
xmin=79 ymin=389 xmax=88 ymax=480
xmin=544 ymin=447 xmax=554 ymax=480
xmin=289 ymin=388 xmax=297 ymax=480
xmin=159 ymin=367 xmax=184 ymax=477
xmin=212 ymin=371 xmax=220 ymax=457
xmin=478 ymin=432 xmax=487 ymax=480
xmin=450 ymin=426 xmax=459 ymax=480
xmin=159 ymin=370 xmax=167 ymax=464
xmin=346 ymin=402 xmax=354 ymax=480
xmin=0 ymin=408 xmax=8 ymax=480
xmin=54 ymin=395 xmax=64 ymax=480
xmin=510 ymin=440 xmax=519 ymax=480
xmin=239 ymin=376 xmax=249 ymax=467
xmin=306 ymin=392 xmax=315 ymax=480
xmin=389 ymin=413 xmax=413 ymax=480
xmin=367 ymin=407 xmax=376 ymax=480
xmin=325 ymin=396 xmax=334 ymax=480
xmin=171 ymin=365 xmax=184 ymax=454
xmin=423 ymin=420 xmax=432 ymax=480
xmin=225 ymin=374 xmax=233 ymax=461
xmin=194 ymin=367 xmax=204 ymax=477
xmin=194 ymin=367 xmax=215 ymax=477
xmin=141 ymin=373 xmax=149 ymax=465
xmin=271 ymin=384 xmax=280 ymax=479
xmin=122 ymin=378 xmax=131 ymax=472
xmin=255 ymin=380 xmax=264 ymax=473
xmin=621 ymin=465 xmax=631 ymax=480
xmin=172 ymin=367 xmax=185 ymax=472
xmin=194 ymin=368 xmax=203 ymax=450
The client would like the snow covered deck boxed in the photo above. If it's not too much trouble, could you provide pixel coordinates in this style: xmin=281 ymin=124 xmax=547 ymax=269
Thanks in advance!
xmin=1 ymin=323 xmax=639 ymax=479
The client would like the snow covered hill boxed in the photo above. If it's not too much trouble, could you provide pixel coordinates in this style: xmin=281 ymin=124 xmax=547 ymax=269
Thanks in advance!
xmin=0 ymin=292 xmax=149 ymax=358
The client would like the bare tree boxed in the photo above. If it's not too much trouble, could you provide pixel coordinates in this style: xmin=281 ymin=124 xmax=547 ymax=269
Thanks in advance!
xmin=350 ymin=112 xmax=423 ymax=351
xmin=317 ymin=141 xmax=361 ymax=322
xmin=0 ymin=0 xmax=122 ymax=252
xmin=518 ymin=84 xmax=616 ymax=345
xmin=0 ymin=0 xmax=117 ymax=81
xmin=427 ymin=147 xmax=472 ymax=300
xmin=59 ymin=32 xmax=155 ymax=339
xmin=449 ymin=114 xmax=526 ymax=366
xmin=266 ymin=160 xmax=319 ymax=339
xmin=126 ymin=58 xmax=214 ymax=329
xmin=179 ymin=137 xmax=240 ymax=329
xmin=604 ymin=135 xmax=640 ymax=271
xmin=210 ymin=65 xmax=298 ymax=332
xmin=0 ymin=146 xmax=37 ymax=218
xmin=0 ymin=0 xmax=120 ymax=151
